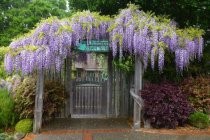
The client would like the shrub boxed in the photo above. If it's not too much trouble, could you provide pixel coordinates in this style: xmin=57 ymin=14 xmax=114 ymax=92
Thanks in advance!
xmin=15 ymin=119 xmax=33 ymax=133
xmin=0 ymin=89 xmax=15 ymax=129
xmin=141 ymin=82 xmax=193 ymax=128
xmin=189 ymin=112 xmax=210 ymax=129
xmin=14 ymin=77 xmax=65 ymax=122
xmin=181 ymin=76 xmax=210 ymax=114
xmin=14 ymin=77 xmax=36 ymax=119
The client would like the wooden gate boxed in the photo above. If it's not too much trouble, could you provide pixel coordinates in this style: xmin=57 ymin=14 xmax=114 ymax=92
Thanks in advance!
xmin=71 ymin=71 xmax=107 ymax=118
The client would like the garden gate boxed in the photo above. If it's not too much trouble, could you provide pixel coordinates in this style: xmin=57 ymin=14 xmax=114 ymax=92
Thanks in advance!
xmin=71 ymin=71 xmax=107 ymax=118
xmin=69 ymin=40 xmax=110 ymax=118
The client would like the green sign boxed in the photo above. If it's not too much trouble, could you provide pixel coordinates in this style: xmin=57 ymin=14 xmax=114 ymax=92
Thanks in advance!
xmin=76 ymin=40 xmax=109 ymax=52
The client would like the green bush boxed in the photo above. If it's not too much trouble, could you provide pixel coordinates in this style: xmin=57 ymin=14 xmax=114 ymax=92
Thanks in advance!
xmin=15 ymin=119 xmax=33 ymax=133
xmin=14 ymin=77 xmax=65 ymax=122
xmin=0 ymin=89 xmax=15 ymax=129
xmin=189 ymin=112 xmax=210 ymax=129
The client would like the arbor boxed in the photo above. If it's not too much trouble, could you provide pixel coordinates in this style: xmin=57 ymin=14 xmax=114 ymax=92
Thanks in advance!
xmin=3 ymin=4 xmax=205 ymax=133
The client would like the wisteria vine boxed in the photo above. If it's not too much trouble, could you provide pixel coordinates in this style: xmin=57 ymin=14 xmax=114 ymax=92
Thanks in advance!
xmin=5 ymin=4 xmax=204 ymax=75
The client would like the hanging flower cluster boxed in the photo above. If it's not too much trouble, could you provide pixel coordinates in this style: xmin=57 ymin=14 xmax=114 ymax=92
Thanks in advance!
xmin=5 ymin=17 xmax=73 ymax=74
xmin=70 ymin=11 xmax=110 ymax=46
xmin=5 ymin=4 xmax=204 ymax=75
xmin=108 ymin=4 xmax=204 ymax=72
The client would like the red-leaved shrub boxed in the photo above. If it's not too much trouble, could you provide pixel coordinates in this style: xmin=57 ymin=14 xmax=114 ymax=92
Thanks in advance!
xmin=141 ymin=82 xmax=193 ymax=128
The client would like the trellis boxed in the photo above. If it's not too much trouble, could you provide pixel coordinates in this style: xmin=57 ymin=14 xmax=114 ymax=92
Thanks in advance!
xmin=4 ymin=4 xmax=204 ymax=133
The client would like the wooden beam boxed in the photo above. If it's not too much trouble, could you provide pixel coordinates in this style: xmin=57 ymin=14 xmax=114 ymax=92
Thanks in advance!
xmin=133 ymin=54 xmax=143 ymax=129
xmin=33 ymin=69 xmax=44 ymax=133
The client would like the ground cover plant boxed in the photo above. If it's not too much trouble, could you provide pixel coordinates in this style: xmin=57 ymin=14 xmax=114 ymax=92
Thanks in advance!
xmin=189 ymin=112 xmax=210 ymax=129
xmin=15 ymin=119 xmax=33 ymax=133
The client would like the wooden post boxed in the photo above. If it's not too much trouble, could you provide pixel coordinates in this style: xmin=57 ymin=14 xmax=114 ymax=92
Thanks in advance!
xmin=107 ymin=52 xmax=113 ymax=117
xmin=33 ymin=69 xmax=44 ymax=133
xmin=65 ymin=56 xmax=72 ymax=117
xmin=133 ymin=54 xmax=143 ymax=129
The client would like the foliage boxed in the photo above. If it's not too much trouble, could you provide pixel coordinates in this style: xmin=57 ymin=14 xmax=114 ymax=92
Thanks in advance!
xmin=70 ymin=0 xmax=131 ymax=15
xmin=189 ymin=112 xmax=210 ymax=129
xmin=43 ymin=79 xmax=66 ymax=121
xmin=0 ymin=133 xmax=14 ymax=140
xmin=70 ymin=0 xmax=210 ymax=31
xmin=0 ymin=89 xmax=15 ymax=129
xmin=181 ymin=76 xmax=210 ymax=114
xmin=113 ymin=56 xmax=134 ymax=75
xmin=0 ymin=47 xmax=9 ymax=62
xmin=135 ymin=0 xmax=210 ymax=30
xmin=0 ymin=0 xmax=69 ymax=46
xmin=14 ymin=77 xmax=36 ymax=119
xmin=15 ymin=119 xmax=32 ymax=133
xmin=141 ymin=82 xmax=193 ymax=128
xmin=0 ymin=47 xmax=9 ymax=79
xmin=14 ymin=77 xmax=65 ymax=122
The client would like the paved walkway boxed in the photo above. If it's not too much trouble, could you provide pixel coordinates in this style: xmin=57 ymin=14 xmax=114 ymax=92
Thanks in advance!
xmin=23 ymin=118 xmax=210 ymax=140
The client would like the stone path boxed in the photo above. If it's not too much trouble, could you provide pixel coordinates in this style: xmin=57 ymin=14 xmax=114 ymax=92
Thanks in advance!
xmin=23 ymin=118 xmax=210 ymax=140
xmin=25 ymin=129 xmax=210 ymax=140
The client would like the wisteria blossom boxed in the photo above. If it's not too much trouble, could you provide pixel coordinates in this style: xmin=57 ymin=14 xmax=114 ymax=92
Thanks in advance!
xmin=5 ymin=4 xmax=204 ymax=74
